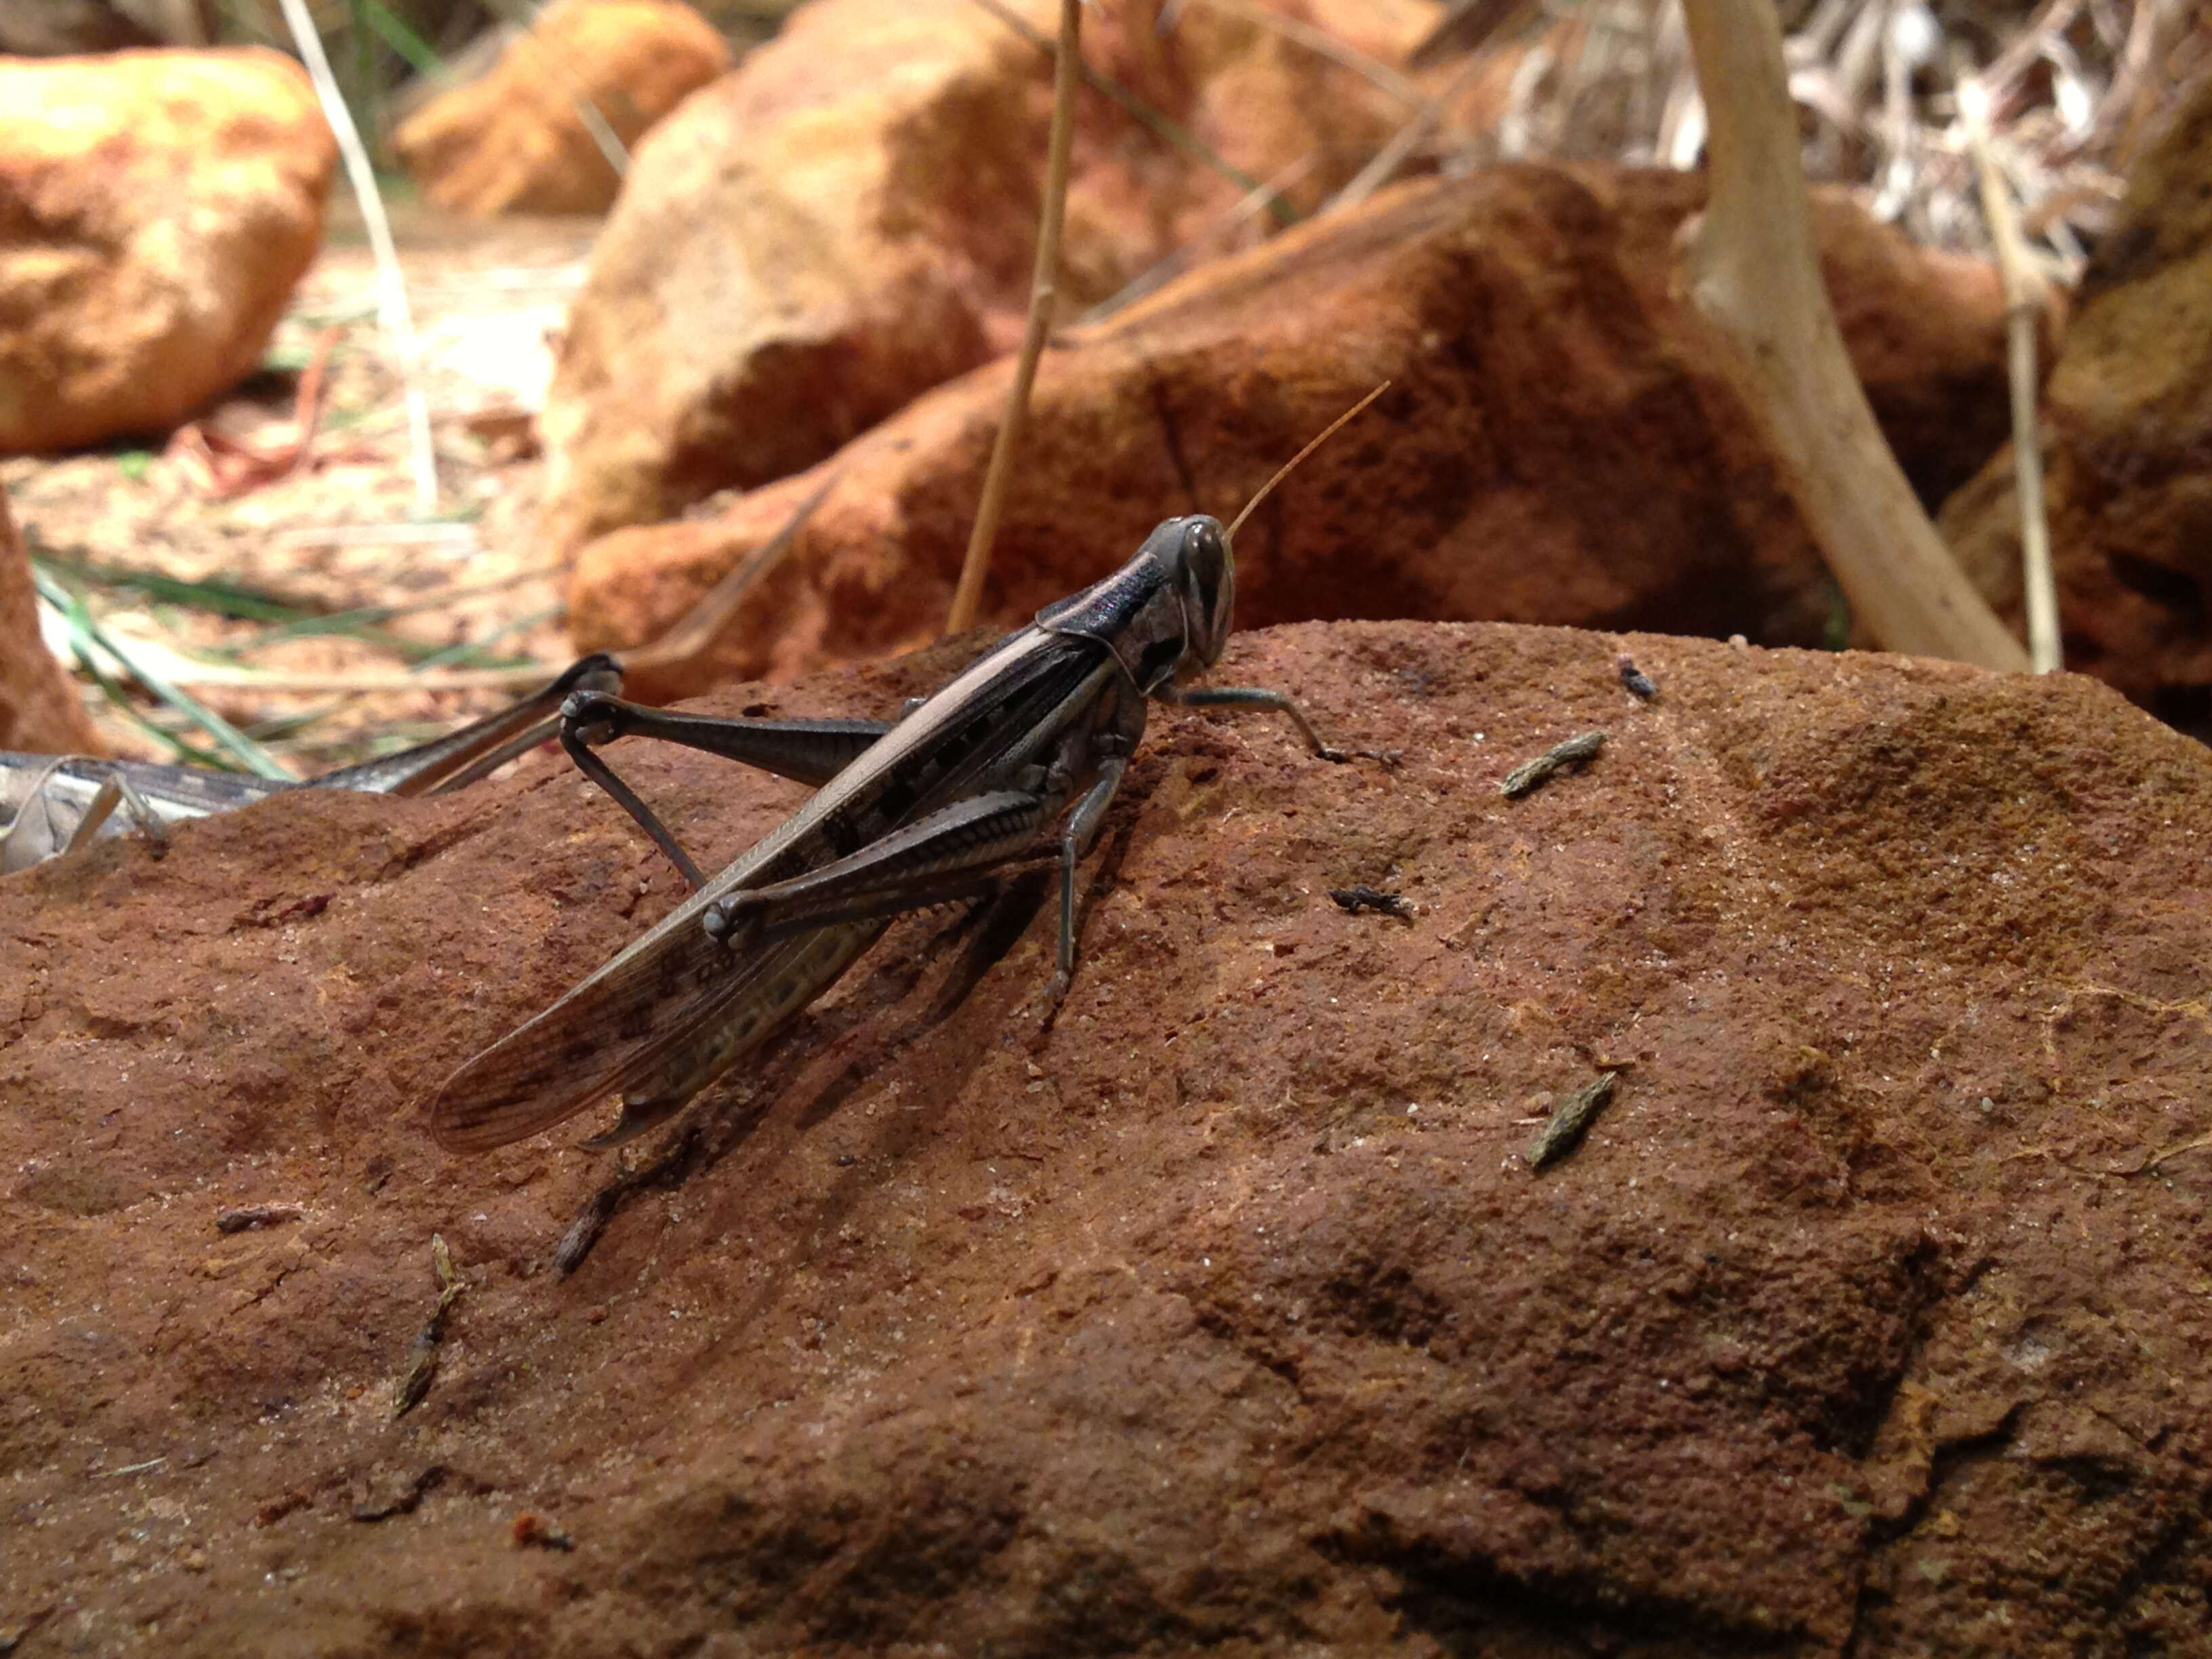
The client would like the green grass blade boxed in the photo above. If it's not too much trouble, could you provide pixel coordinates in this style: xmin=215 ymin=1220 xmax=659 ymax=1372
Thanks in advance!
xmin=33 ymin=569 xmax=296 ymax=781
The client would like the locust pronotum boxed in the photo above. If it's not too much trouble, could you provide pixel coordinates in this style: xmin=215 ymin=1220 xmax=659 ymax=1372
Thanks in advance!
xmin=426 ymin=386 xmax=1392 ymax=1154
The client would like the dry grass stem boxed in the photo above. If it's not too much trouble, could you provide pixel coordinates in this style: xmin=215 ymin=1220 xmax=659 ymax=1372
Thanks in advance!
xmin=1959 ymin=62 xmax=2062 ymax=674
xmin=945 ymin=0 xmax=1081 ymax=637
xmin=1679 ymin=0 xmax=2027 ymax=671
xmin=1187 ymin=0 xmax=1424 ymax=107
xmin=615 ymin=470 xmax=842 ymax=676
xmin=273 ymin=0 xmax=438 ymax=514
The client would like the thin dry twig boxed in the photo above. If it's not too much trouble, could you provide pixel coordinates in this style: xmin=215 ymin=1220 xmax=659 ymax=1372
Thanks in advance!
xmin=1076 ymin=155 xmax=1316 ymax=326
xmin=1324 ymin=50 xmax=1494 ymax=216
xmin=1678 ymin=0 xmax=2028 ymax=670
xmin=945 ymin=0 xmax=1081 ymax=637
xmin=1499 ymin=729 xmax=1607 ymax=798
xmin=1185 ymin=0 xmax=1424 ymax=107
xmin=1959 ymin=59 xmax=2062 ymax=674
xmin=616 ymin=469 xmax=842 ymax=675
xmin=274 ymin=0 xmax=438 ymax=513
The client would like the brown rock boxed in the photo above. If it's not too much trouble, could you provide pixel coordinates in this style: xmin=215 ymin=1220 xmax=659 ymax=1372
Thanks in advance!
xmin=3 ymin=621 xmax=2207 ymax=1654
xmin=571 ymin=165 xmax=2017 ymax=702
xmin=1940 ymin=74 xmax=2212 ymax=720
xmin=0 ymin=479 xmax=102 ymax=752
xmin=0 ymin=0 xmax=215 ymax=55
xmin=0 ymin=47 xmax=335 ymax=455
xmin=392 ymin=0 xmax=733 ymax=218
xmin=537 ymin=0 xmax=1439 ymax=554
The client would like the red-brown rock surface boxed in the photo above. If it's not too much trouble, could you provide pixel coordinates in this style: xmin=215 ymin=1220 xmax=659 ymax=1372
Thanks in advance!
xmin=537 ymin=0 xmax=1439 ymax=553
xmin=392 ymin=0 xmax=733 ymax=218
xmin=1942 ymin=73 xmax=2212 ymax=721
xmin=0 ymin=47 xmax=336 ymax=454
xmin=571 ymin=165 xmax=2018 ymax=702
xmin=5 ymin=621 xmax=2209 ymax=1655
xmin=0 ymin=481 xmax=102 ymax=753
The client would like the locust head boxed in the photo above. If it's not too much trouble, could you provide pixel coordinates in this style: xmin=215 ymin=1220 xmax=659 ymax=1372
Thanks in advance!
xmin=1173 ymin=514 xmax=1235 ymax=670
xmin=1033 ymin=385 xmax=1387 ymax=693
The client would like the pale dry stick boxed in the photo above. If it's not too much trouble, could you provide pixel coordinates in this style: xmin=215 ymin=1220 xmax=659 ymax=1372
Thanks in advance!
xmin=1677 ymin=0 xmax=2028 ymax=670
xmin=945 ymin=0 xmax=1081 ymax=638
xmin=967 ymin=0 xmax=1296 ymax=227
xmin=274 ymin=0 xmax=438 ymax=513
xmin=1980 ymin=0 xmax=2085 ymax=110
xmin=2091 ymin=0 xmax=2181 ymax=160
xmin=1959 ymin=63 xmax=2062 ymax=674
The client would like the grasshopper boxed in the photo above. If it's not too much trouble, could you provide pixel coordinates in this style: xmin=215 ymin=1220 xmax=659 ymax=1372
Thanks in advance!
xmin=0 ymin=655 xmax=622 ymax=875
xmin=428 ymin=392 xmax=1388 ymax=1154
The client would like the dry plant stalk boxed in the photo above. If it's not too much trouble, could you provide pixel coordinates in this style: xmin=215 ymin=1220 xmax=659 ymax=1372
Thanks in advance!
xmin=1959 ymin=64 xmax=2062 ymax=675
xmin=274 ymin=0 xmax=438 ymax=514
xmin=1679 ymin=0 xmax=2028 ymax=668
xmin=945 ymin=0 xmax=1082 ymax=637
xmin=1678 ymin=0 xmax=2028 ymax=672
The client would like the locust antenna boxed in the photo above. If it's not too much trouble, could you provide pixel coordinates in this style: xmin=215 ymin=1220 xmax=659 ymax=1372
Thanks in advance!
xmin=1225 ymin=380 xmax=1391 ymax=543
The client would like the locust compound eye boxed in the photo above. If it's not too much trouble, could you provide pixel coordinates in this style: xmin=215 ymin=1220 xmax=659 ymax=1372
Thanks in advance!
xmin=1179 ymin=516 xmax=1233 ymax=665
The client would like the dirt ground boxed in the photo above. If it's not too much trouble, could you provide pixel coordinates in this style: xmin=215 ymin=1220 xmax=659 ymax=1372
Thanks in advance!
xmin=4 ymin=197 xmax=596 ymax=775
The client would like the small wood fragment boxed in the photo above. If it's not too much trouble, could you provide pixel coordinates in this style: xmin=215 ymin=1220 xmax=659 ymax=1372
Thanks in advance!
xmin=1500 ymin=731 xmax=1607 ymax=799
xmin=390 ymin=1233 xmax=465 ymax=1419
xmin=1528 ymin=1071 xmax=1620 ymax=1170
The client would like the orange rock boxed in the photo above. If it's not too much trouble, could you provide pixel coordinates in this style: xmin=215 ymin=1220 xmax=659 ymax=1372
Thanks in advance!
xmin=392 ymin=0 xmax=732 ymax=218
xmin=570 ymin=165 xmax=2017 ymax=703
xmin=5 ymin=619 xmax=2208 ymax=1652
xmin=1941 ymin=73 xmax=2212 ymax=720
xmin=0 ymin=480 xmax=102 ymax=753
xmin=0 ymin=47 xmax=335 ymax=455
xmin=537 ymin=0 xmax=1439 ymax=555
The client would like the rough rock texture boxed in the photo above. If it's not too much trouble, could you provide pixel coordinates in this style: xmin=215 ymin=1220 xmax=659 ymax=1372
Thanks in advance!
xmin=0 ymin=480 xmax=102 ymax=753
xmin=1941 ymin=72 xmax=2212 ymax=723
xmin=392 ymin=0 xmax=733 ymax=218
xmin=5 ymin=621 xmax=2211 ymax=1656
xmin=0 ymin=47 xmax=336 ymax=455
xmin=571 ymin=165 xmax=2019 ymax=702
xmin=537 ymin=0 xmax=1439 ymax=553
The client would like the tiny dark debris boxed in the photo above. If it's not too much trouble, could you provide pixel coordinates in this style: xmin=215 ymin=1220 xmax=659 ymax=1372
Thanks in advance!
xmin=1618 ymin=655 xmax=1657 ymax=699
xmin=216 ymin=1204 xmax=302 ymax=1235
xmin=1329 ymin=884 xmax=1414 ymax=920
xmin=512 ymin=1513 xmax=575 ymax=1552
xmin=352 ymin=1465 xmax=448 ymax=1523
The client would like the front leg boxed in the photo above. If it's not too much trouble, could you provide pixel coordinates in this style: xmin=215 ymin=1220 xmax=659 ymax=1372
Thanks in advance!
xmin=64 ymin=773 xmax=169 ymax=859
xmin=1159 ymin=684 xmax=1359 ymax=762
xmin=1048 ymin=754 xmax=1128 ymax=1004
